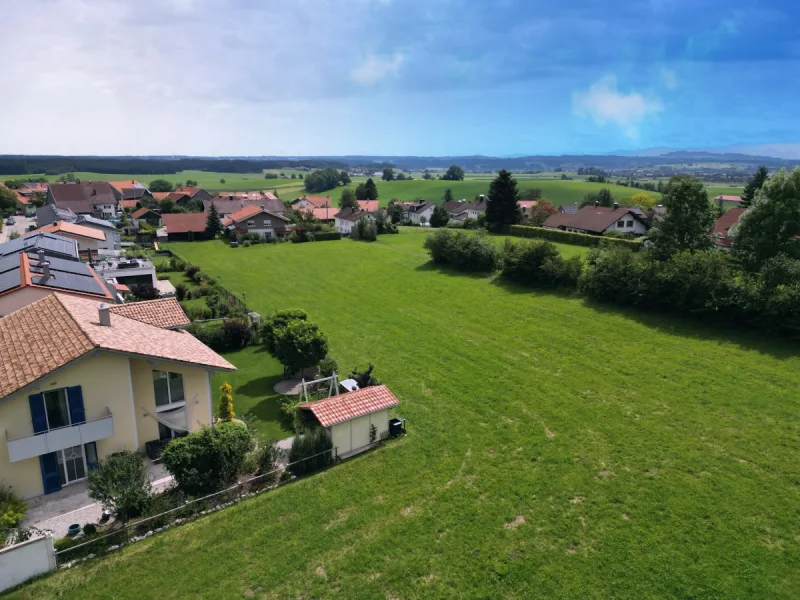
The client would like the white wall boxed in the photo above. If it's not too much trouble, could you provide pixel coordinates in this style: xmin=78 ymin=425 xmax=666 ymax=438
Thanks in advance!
xmin=602 ymin=215 xmax=648 ymax=236
xmin=335 ymin=218 xmax=355 ymax=234
xmin=0 ymin=536 xmax=57 ymax=593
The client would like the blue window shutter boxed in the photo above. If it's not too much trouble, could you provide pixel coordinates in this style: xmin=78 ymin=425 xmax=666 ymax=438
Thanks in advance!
xmin=29 ymin=393 xmax=47 ymax=434
xmin=67 ymin=386 xmax=86 ymax=425
xmin=39 ymin=453 xmax=61 ymax=495
xmin=84 ymin=442 xmax=98 ymax=470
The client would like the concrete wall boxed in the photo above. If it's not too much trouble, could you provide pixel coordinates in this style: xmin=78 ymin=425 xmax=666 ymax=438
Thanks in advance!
xmin=0 ymin=353 xmax=137 ymax=499
xmin=0 ymin=536 xmax=56 ymax=593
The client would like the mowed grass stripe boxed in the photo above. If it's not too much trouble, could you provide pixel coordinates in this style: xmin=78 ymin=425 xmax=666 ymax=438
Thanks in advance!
xmin=11 ymin=236 xmax=799 ymax=599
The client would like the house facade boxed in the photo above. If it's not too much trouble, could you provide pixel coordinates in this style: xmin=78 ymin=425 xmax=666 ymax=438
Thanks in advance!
xmin=47 ymin=182 xmax=121 ymax=219
xmin=0 ymin=294 xmax=235 ymax=499
xmin=542 ymin=205 xmax=649 ymax=236
xmin=161 ymin=213 xmax=213 ymax=242
xmin=401 ymin=200 xmax=435 ymax=223
xmin=291 ymin=196 xmax=332 ymax=210
xmin=334 ymin=208 xmax=380 ymax=235
xmin=224 ymin=205 xmax=291 ymax=239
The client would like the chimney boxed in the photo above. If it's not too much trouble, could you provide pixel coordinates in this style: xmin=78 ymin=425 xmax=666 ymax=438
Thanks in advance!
xmin=613 ymin=202 xmax=619 ymax=210
xmin=98 ymin=303 xmax=111 ymax=327
xmin=594 ymin=200 xmax=599 ymax=207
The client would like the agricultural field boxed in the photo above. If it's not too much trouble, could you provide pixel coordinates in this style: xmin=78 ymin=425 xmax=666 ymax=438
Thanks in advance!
xmin=13 ymin=233 xmax=799 ymax=599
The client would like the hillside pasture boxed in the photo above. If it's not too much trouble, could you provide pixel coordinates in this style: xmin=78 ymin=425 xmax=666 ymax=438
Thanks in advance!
xmin=10 ymin=233 xmax=799 ymax=600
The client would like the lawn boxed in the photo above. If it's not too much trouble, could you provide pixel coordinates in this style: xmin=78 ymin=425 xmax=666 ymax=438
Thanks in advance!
xmin=9 ymin=234 xmax=799 ymax=599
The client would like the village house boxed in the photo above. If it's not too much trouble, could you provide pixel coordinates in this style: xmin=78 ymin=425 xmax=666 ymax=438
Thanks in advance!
xmin=131 ymin=206 xmax=162 ymax=228
xmin=713 ymin=207 xmax=747 ymax=249
xmin=0 ymin=293 xmax=235 ymax=499
xmin=222 ymin=205 xmax=292 ymax=239
xmin=395 ymin=199 xmax=435 ymax=224
xmin=542 ymin=204 xmax=650 ymax=236
xmin=47 ymin=182 xmax=121 ymax=219
xmin=31 ymin=221 xmax=111 ymax=256
xmin=173 ymin=186 xmax=213 ymax=204
xmin=205 ymin=194 xmax=285 ymax=218
xmin=160 ymin=213 xmax=212 ymax=242
xmin=713 ymin=194 xmax=743 ymax=209
xmin=13 ymin=182 xmax=48 ymax=217
xmin=0 ymin=233 xmax=118 ymax=316
xmin=291 ymin=196 xmax=333 ymax=210
xmin=107 ymin=181 xmax=155 ymax=206
xmin=333 ymin=207 xmax=382 ymax=235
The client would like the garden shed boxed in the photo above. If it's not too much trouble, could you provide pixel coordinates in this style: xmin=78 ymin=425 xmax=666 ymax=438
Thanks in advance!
xmin=299 ymin=385 xmax=399 ymax=457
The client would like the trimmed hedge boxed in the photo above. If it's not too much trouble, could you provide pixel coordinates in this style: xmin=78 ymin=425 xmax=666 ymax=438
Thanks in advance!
xmin=312 ymin=231 xmax=341 ymax=241
xmin=509 ymin=225 xmax=643 ymax=251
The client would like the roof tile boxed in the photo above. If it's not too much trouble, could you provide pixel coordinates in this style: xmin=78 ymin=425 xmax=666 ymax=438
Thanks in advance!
xmin=299 ymin=385 xmax=399 ymax=427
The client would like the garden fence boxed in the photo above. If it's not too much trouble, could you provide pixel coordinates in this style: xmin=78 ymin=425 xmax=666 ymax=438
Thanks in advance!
xmin=52 ymin=446 xmax=347 ymax=568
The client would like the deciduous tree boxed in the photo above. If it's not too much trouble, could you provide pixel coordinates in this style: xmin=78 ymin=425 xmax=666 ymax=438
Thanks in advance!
xmin=443 ymin=188 xmax=454 ymax=203
xmin=339 ymin=188 xmax=359 ymax=210
xmin=382 ymin=168 xmax=394 ymax=182
xmin=355 ymin=183 xmax=368 ymax=200
xmin=647 ymin=175 xmax=715 ymax=259
xmin=273 ymin=320 xmax=329 ymax=376
xmin=442 ymin=165 xmax=465 ymax=181
xmin=149 ymin=179 xmax=173 ymax=192
xmin=364 ymin=178 xmax=379 ymax=200
xmin=430 ymin=205 xmax=450 ymax=228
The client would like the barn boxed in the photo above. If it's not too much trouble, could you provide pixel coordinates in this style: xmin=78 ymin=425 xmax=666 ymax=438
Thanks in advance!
xmin=299 ymin=385 xmax=400 ymax=458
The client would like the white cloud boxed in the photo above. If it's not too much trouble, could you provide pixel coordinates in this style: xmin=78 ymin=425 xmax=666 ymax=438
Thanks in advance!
xmin=660 ymin=68 xmax=678 ymax=90
xmin=350 ymin=53 xmax=405 ymax=85
xmin=573 ymin=76 xmax=662 ymax=138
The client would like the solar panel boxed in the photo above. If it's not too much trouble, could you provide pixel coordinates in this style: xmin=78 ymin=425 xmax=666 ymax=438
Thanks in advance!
xmin=0 ymin=254 xmax=21 ymax=274
xmin=0 ymin=268 xmax=21 ymax=294
xmin=44 ymin=255 xmax=91 ymax=276
xmin=38 ymin=272 xmax=105 ymax=296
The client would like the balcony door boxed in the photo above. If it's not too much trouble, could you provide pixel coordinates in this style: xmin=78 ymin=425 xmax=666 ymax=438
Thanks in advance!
xmin=56 ymin=445 xmax=87 ymax=486
xmin=44 ymin=389 xmax=70 ymax=430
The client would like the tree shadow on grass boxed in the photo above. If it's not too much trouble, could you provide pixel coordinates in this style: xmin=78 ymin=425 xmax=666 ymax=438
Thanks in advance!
xmin=490 ymin=276 xmax=579 ymax=299
xmin=245 ymin=395 xmax=286 ymax=428
xmin=235 ymin=374 xmax=284 ymax=398
xmin=580 ymin=298 xmax=799 ymax=360
xmin=414 ymin=260 xmax=496 ymax=280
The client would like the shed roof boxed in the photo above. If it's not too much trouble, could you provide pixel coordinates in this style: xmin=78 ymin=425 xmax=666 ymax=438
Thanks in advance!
xmin=299 ymin=384 xmax=399 ymax=427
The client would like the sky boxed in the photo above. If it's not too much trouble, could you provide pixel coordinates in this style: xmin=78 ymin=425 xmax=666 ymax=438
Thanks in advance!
xmin=2 ymin=0 xmax=799 ymax=158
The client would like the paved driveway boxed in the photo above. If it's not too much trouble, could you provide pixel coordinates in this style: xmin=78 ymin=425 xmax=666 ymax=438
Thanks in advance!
xmin=0 ymin=216 xmax=35 ymax=242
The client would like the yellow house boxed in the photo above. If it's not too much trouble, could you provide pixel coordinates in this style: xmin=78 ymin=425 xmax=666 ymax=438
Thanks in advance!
xmin=0 ymin=293 xmax=235 ymax=499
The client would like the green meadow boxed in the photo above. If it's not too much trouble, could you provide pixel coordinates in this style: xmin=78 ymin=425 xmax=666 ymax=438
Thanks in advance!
xmin=11 ymin=233 xmax=799 ymax=599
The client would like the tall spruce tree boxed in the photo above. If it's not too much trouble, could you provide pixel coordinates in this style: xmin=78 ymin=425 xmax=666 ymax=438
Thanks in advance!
xmin=205 ymin=203 xmax=222 ymax=237
xmin=339 ymin=188 xmax=359 ymax=210
xmin=740 ymin=166 xmax=768 ymax=208
xmin=485 ymin=170 xmax=522 ymax=233
xmin=443 ymin=188 xmax=454 ymax=203
xmin=647 ymin=175 xmax=716 ymax=259
xmin=364 ymin=178 xmax=379 ymax=200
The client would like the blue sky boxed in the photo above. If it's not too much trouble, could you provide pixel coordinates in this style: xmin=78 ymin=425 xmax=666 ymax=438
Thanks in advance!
xmin=2 ymin=0 xmax=799 ymax=157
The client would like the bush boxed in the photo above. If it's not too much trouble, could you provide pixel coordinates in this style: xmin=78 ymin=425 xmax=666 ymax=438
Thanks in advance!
xmin=175 ymin=283 xmax=188 ymax=301
xmin=352 ymin=217 xmax=378 ymax=241
xmin=218 ymin=382 xmax=235 ymax=421
xmin=193 ymin=270 xmax=210 ymax=284
xmin=500 ymin=238 xmax=582 ymax=288
xmin=0 ymin=485 xmax=26 ymax=528
xmin=187 ymin=322 xmax=226 ymax=349
xmin=190 ymin=286 xmax=211 ymax=299
xmin=161 ymin=422 xmax=252 ymax=496
xmin=221 ymin=319 xmax=252 ymax=351
xmin=317 ymin=355 xmax=338 ymax=378
xmin=257 ymin=444 xmax=281 ymax=483
xmin=423 ymin=229 xmax=500 ymax=272
xmin=312 ymin=231 xmax=341 ymax=241
xmin=579 ymin=245 xmax=652 ymax=305
xmin=185 ymin=265 xmax=200 ymax=279
xmin=83 ymin=523 xmax=97 ymax=536
xmin=509 ymin=225 xmax=643 ymax=250
xmin=185 ymin=305 xmax=213 ymax=322
xmin=350 ymin=364 xmax=380 ymax=388
xmin=156 ymin=273 xmax=170 ymax=280
xmin=288 ymin=428 xmax=333 ymax=477
xmin=129 ymin=283 xmax=160 ymax=301
xmin=86 ymin=450 xmax=152 ymax=523
xmin=170 ymin=257 xmax=187 ymax=272
xmin=242 ymin=240 xmax=251 ymax=247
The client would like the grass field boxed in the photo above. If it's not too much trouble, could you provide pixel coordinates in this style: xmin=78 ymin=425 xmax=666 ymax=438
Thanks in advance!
xmin=11 ymin=234 xmax=799 ymax=599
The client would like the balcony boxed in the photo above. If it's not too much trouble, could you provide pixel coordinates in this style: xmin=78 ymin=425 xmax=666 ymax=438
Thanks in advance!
xmin=6 ymin=408 xmax=115 ymax=463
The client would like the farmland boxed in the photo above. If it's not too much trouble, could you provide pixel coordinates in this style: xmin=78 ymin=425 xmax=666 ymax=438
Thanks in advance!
xmin=12 ymin=233 xmax=799 ymax=599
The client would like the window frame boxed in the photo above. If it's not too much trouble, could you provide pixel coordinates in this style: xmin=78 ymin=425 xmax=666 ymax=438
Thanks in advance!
xmin=616 ymin=220 xmax=625 ymax=228
xmin=246 ymin=219 xmax=256 ymax=227
xmin=152 ymin=370 xmax=187 ymax=412
xmin=43 ymin=388 xmax=71 ymax=431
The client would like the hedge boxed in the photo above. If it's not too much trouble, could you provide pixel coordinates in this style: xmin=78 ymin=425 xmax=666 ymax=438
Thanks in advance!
xmin=509 ymin=225 xmax=643 ymax=251
xmin=312 ymin=231 xmax=341 ymax=241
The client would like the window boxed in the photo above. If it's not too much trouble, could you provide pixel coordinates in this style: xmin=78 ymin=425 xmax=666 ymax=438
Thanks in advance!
xmin=247 ymin=220 xmax=256 ymax=227
xmin=263 ymin=219 xmax=271 ymax=226
xmin=44 ymin=389 xmax=70 ymax=430
xmin=153 ymin=370 xmax=186 ymax=410
xmin=626 ymin=220 xmax=634 ymax=227
xmin=57 ymin=445 xmax=86 ymax=485
xmin=617 ymin=221 xmax=625 ymax=228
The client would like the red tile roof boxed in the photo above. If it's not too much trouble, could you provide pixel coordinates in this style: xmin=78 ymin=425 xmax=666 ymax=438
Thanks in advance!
xmin=108 ymin=180 xmax=145 ymax=195
xmin=299 ymin=385 xmax=400 ymax=427
xmin=294 ymin=196 xmax=332 ymax=208
xmin=162 ymin=212 xmax=208 ymax=233
xmin=542 ymin=205 xmax=645 ymax=234
xmin=713 ymin=207 xmax=747 ymax=247
xmin=175 ymin=186 xmax=202 ymax=197
xmin=131 ymin=207 xmax=155 ymax=219
xmin=109 ymin=298 xmax=190 ymax=329
xmin=714 ymin=195 xmax=742 ymax=203
xmin=32 ymin=221 xmax=107 ymax=241
xmin=121 ymin=199 xmax=139 ymax=209
xmin=152 ymin=192 xmax=171 ymax=201
xmin=302 ymin=207 xmax=337 ymax=221
xmin=357 ymin=200 xmax=379 ymax=212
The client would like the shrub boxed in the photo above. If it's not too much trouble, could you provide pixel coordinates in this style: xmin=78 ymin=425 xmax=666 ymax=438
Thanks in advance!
xmin=170 ymin=257 xmax=187 ymax=272
xmin=350 ymin=364 xmax=381 ymax=388
xmin=509 ymin=224 xmax=643 ymax=250
xmin=221 ymin=318 xmax=252 ymax=351
xmin=243 ymin=240 xmax=251 ymax=247
xmin=83 ymin=523 xmax=97 ymax=536
xmin=257 ymin=444 xmax=282 ymax=483
xmin=185 ymin=265 xmax=200 ymax=279
xmin=352 ymin=217 xmax=378 ymax=241
xmin=500 ymin=238 xmax=583 ymax=288
xmin=186 ymin=322 xmax=226 ymax=349
xmin=129 ymin=283 xmax=160 ymax=301
xmin=579 ymin=245 xmax=651 ymax=305
xmin=86 ymin=450 xmax=152 ymax=523
xmin=312 ymin=231 xmax=341 ymax=241
xmin=190 ymin=286 xmax=211 ymax=299
xmin=0 ymin=485 xmax=26 ymax=528
xmin=175 ymin=283 xmax=188 ymax=301
xmin=161 ymin=422 xmax=252 ymax=496
xmin=156 ymin=273 xmax=170 ymax=280
xmin=193 ymin=270 xmax=210 ymax=284
xmin=288 ymin=428 xmax=333 ymax=477
xmin=317 ymin=355 xmax=338 ymax=378
xmin=218 ymin=382 xmax=235 ymax=421
xmin=423 ymin=229 xmax=500 ymax=272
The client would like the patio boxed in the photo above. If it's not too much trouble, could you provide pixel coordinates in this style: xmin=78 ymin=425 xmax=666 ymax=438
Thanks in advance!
xmin=22 ymin=461 xmax=173 ymax=538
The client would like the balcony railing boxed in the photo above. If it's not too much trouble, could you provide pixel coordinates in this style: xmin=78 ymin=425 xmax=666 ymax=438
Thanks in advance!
xmin=5 ymin=408 xmax=115 ymax=463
